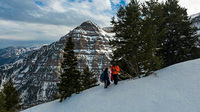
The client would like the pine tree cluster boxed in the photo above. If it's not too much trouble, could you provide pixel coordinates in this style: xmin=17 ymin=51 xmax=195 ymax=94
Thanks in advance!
xmin=82 ymin=66 xmax=98 ymax=90
xmin=111 ymin=0 xmax=200 ymax=77
xmin=0 ymin=78 xmax=22 ymax=112
xmin=57 ymin=35 xmax=98 ymax=102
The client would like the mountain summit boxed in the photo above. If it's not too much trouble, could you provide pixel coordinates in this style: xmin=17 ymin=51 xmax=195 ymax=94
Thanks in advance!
xmin=80 ymin=20 xmax=99 ymax=27
xmin=0 ymin=21 xmax=113 ymax=107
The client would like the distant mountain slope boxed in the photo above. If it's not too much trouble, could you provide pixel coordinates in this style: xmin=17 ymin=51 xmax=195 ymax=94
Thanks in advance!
xmin=0 ymin=39 xmax=53 ymax=50
xmin=22 ymin=58 xmax=200 ymax=112
xmin=0 ymin=20 xmax=114 ymax=107
xmin=191 ymin=13 xmax=200 ymax=34
xmin=0 ymin=46 xmax=41 ymax=66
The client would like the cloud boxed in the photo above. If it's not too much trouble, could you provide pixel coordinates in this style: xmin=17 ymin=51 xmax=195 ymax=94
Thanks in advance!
xmin=35 ymin=1 xmax=45 ymax=7
xmin=0 ymin=0 xmax=113 ymax=27
xmin=0 ymin=20 xmax=71 ymax=41
xmin=125 ymin=0 xmax=130 ymax=4
xmin=111 ymin=0 xmax=121 ymax=5
xmin=178 ymin=0 xmax=200 ymax=15
xmin=157 ymin=0 xmax=200 ymax=15
xmin=124 ymin=0 xmax=200 ymax=15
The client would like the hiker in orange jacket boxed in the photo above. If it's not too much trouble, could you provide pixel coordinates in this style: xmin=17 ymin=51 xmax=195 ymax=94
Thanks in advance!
xmin=110 ymin=62 xmax=120 ymax=85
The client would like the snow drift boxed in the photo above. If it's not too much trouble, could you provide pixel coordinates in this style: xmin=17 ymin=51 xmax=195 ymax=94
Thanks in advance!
xmin=22 ymin=59 xmax=200 ymax=112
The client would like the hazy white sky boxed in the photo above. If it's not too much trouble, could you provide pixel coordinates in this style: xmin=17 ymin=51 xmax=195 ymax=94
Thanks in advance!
xmin=0 ymin=0 xmax=200 ymax=43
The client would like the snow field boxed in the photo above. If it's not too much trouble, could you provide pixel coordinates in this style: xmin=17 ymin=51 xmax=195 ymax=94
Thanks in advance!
xmin=22 ymin=59 xmax=200 ymax=112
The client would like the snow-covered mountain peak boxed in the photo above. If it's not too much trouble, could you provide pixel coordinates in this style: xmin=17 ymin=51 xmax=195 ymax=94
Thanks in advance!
xmin=68 ymin=20 xmax=114 ymax=72
xmin=81 ymin=20 xmax=97 ymax=26
xmin=0 ymin=21 xmax=114 ymax=107
xmin=80 ymin=20 xmax=101 ymax=30
xmin=190 ymin=13 xmax=200 ymax=19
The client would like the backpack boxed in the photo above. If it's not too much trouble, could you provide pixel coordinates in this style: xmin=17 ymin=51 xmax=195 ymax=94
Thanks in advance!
xmin=100 ymin=72 xmax=105 ymax=82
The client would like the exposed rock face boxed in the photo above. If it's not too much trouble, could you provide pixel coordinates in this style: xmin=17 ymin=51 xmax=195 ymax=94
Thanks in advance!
xmin=72 ymin=20 xmax=113 ymax=72
xmin=0 ymin=21 xmax=113 ymax=107
xmin=191 ymin=13 xmax=200 ymax=34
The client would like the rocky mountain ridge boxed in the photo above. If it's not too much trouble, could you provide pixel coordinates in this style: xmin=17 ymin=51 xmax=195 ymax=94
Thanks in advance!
xmin=0 ymin=45 xmax=41 ymax=66
xmin=191 ymin=13 xmax=200 ymax=34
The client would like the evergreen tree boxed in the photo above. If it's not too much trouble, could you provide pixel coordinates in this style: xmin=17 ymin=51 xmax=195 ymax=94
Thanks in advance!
xmin=111 ymin=0 xmax=162 ymax=77
xmin=0 ymin=92 xmax=6 ymax=112
xmin=52 ymin=91 xmax=60 ymax=100
xmin=158 ymin=0 xmax=199 ymax=67
xmin=139 ymin=0 xmax=165 ymax=76
xmin=82 ymin=66 xmax=98 ymax=90
xmin=111 ymin=0 xmax=142 ymax=77
xmin=1 ymin=78 xmax=22 ymax=112
xmin=57 ymin=35 xmax=82 ymax=102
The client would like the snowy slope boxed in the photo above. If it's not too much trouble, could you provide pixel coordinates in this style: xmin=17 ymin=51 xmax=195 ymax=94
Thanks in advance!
xmin=22 ymin=59 xmax=200 ymax=112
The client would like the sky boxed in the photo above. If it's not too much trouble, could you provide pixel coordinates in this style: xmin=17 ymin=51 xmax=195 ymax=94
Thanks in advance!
xmin=0 ymin=0 xmax=200 ymax=48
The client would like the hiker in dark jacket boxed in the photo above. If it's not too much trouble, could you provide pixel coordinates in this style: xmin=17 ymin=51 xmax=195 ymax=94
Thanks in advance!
xmin=103 ymin=68 xmax=110 ymax=88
